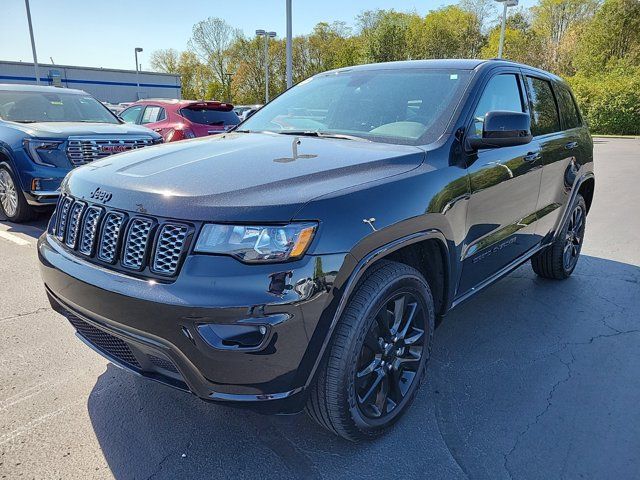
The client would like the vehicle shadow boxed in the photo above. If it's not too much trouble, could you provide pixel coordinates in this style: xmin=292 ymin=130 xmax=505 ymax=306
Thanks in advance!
xmin=0 ymin=213 xmax=49 ymax=240
xmin=87 ymin=254 xmax=640 ymax=480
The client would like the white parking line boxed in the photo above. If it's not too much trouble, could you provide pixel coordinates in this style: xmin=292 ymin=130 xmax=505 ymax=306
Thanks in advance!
xmin=0 ymin=230 xmax=32 ymax=246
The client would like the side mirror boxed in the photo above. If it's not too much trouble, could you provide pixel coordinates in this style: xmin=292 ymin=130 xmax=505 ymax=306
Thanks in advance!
xmin=468 ymin=111 xmax=532 ymax=150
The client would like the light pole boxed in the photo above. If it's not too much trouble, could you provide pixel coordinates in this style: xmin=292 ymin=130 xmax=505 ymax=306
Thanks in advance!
xmin=286 ymin=0 xmax=292 ymax=89
xmin=224 ymin=72 xmax=233 ymax=103
xmin=24 ymin=0 xmax=40 ymax=85
xmin=255 ymin=30 xmax=276 ymax=103
xmin=495 ymin=0 xmax=518 ymax=59
xmin=134 ymin=47 xmax=143 ymax=99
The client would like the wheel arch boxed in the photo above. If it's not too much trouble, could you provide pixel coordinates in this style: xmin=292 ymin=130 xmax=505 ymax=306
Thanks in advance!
xmin=578 ymin=176 xmax=595 ymax=214
xmin=303 ymin=229 xmax=453 ymax=392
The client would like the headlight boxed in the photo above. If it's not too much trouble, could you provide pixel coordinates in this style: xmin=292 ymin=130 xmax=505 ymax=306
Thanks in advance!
xmin=23 ymin=139 xmax=63 ymax=166
xmin=194 ymin=223 xmax=317 ymax=263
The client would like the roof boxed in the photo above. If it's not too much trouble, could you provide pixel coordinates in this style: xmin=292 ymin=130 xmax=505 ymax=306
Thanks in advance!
xmin=134 ymin=99 xmax=235 ymax=107
xmin=0 ymin=60 xmax=179 ymax=78
xmin=322 ymin=59 xmax=561 ymax=80
xmin=0 ymin=83 xmax=87 ymax=94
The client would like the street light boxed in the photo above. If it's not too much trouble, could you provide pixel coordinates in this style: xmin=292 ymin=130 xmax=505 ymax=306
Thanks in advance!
xmin=495 ymin=0 xmax=518 ymax=59
xmin=286 ymin=0 xmax=292 ymax=89
xmin=224 ymin=71 xmax=234 ymax=103
xmin=24 ymin=0 xmax=40 ymax=85
xmin=255 ymin=29 xmax=277 ymax=103
xmin=134 ymin=47 xmax=143 ymax=100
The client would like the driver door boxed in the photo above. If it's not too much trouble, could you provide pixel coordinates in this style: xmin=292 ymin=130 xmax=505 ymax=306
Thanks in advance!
xmin=458 ymin=71 xmax=543 ymax=295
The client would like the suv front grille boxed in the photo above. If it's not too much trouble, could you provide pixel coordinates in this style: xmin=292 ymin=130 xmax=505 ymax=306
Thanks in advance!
xmin=54 ymin=195 xmax=193 ymax=279
xmin=66 ymin=137 xmax=158 ymax=166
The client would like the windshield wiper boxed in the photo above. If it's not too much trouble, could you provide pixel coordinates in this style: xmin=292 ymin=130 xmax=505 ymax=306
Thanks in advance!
xmin=278 ymin=130 xmax=370 ymax=142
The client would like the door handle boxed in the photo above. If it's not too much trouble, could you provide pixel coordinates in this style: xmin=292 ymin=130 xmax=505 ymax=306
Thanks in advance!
xmin=523 ymin=151 xmax=542 ymax=162
xmin=565 ymin=141 xmax=578 ymax=150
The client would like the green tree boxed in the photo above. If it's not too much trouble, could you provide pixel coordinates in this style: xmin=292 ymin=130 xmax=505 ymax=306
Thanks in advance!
xmin=574 ymin=0 xmax=640 ymax=74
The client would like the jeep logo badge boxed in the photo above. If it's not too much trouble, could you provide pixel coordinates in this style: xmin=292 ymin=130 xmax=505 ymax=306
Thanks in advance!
xmin=90 ymin=187 xmax=113 ymax=204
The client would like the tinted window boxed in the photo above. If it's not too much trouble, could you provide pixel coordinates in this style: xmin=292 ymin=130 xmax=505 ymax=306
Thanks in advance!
xmin=473 ymin=74 xmax=524 ymax=136
xmin=0 ymin=90 xmax=118 ymax=124
xmin=180 ymin=108 xmax=239 ymax=126
xmin=526 ymin=77 xmax=560 ymax=136
xmin=120 ymin=105 xmax=142 ymax=124
xmin=555 ymin=84 xmax=581 ymax=130
xmin=141 ymin=106 xmax=163 ymax=124
xmin=241 ymin=69 xmax=473 ymax=145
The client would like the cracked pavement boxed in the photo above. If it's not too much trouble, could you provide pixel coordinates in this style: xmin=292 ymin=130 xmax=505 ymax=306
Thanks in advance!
xmin=1 ymin=138 xmax=639 ymax=479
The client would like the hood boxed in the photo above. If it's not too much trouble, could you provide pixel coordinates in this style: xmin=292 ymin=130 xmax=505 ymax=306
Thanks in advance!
xmin=64 ymin=132 xmax=425 ymax=222
xmin=8 ymin=121 xmax=159 ymax=138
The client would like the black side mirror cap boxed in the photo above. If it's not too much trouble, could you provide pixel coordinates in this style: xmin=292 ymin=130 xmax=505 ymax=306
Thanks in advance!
xmin=469 ymin=111 xmax=533 ymax=150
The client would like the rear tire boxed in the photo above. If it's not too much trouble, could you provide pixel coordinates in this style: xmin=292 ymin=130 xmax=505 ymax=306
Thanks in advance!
xmin=531 ymin=194 xmax=587 ymax=279
xmin=0 ymin=165 xmax=34 ymax=223
xmin=306 ymin=260 xmax=435 ymax=441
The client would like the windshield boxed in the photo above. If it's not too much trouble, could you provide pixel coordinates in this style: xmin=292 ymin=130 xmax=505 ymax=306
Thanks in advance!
xmin=0 ymin=90 xmax=119 ymax=124
xmin=180 ymin=107 xmax=240 ymax=126
xmin=241 ymin=68 xmax=472 ymax=145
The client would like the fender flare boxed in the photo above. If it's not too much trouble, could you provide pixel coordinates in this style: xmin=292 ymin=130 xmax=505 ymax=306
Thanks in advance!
xmin=554 ymin=171 xmax=595 ymax=241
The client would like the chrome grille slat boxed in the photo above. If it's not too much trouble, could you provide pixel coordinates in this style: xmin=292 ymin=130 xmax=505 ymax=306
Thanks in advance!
xmin=152 ymin=224 xmax=190 ymax=276
xmin=55 ymin=197 xmax=73 ymax=241
xmin=66 ymin=137 xmax=156 ymax=166
xmin=97 ymin=212 xmax=126 ymax=263
xmin=54 ymin=195 xmax=189 ymax=278
xmin=65 ymin=201 xmax=86 ymax=248
xmin=79 ymin=206 xmax=103 ymax=256
xmin=121 ymin=218 xmax=154 ymax=270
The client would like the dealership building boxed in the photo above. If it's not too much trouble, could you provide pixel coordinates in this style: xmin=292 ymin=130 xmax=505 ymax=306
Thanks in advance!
xmin=0 ymin=60 xmax=181 ymax=103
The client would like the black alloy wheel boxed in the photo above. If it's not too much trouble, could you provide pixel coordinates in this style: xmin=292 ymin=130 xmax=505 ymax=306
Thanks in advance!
xmin=531 ymin=193 xmax=587 ymax=279
xmin=563 ymin=203 xmax=585 ymax=271
xmin=355 ymin=292 xmax=426 ymax=420
xmin=306 ymin=260 xmax=435 ymax=441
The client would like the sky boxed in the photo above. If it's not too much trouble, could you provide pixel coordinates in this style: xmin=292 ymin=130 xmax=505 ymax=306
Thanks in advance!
xmin=0 ymin=0 xmax=535 ymax=72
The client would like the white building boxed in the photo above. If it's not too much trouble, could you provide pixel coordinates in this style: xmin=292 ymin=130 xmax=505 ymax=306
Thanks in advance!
xmin=0 ymin=60 xmax=181 ymax=103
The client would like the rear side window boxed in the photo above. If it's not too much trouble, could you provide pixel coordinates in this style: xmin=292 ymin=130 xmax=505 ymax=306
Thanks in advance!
xmin=473 ymin=74 xmax=524 ymax=136
xmin=180 ymin=108 xmax=239 ymax=126
xmin=120 ymin=106 xmax=142 ymax=124
xmin=555 ymin=84 xmax=581 ymax=130
xmin=526 ymin=77 xmax=560 ymax=136
xmin=141 ymin=106 xmax=164 ymax=124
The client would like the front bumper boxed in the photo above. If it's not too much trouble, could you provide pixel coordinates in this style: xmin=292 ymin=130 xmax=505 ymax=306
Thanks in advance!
xmin=38 ymin=233 xmax=348 ymax=413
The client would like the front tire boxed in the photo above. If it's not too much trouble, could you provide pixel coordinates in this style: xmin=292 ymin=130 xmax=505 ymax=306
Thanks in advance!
xmin=0 ymin=165 xmax=34 ymax=223
xmin=531 ymin=194 xmax=587 ymax=279
xmin=306 ymin=260 xmax=435 ymax=441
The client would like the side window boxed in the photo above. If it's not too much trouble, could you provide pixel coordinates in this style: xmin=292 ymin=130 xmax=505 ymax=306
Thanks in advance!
xmin=141 ymin=106 xmax=162 ymax=124
xmin=473 ymin=74 xmax=524 ymax=136
xmin=526 ymin=77 xmax=560 ymax=136
xmin=120 ymin=105 xmax=142 ymax=124
xmin=555 ymin=84 xmax=581 ymax=130
xmin=157 ymin=107 xmax=167 ymax=121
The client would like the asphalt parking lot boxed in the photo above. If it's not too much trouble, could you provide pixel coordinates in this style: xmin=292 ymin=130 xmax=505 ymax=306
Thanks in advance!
xmin=1 ymin=137 xmax=638 ymax=480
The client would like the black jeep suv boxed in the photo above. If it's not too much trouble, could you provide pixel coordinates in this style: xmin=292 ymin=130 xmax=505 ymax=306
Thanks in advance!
xmin=38 ymin=59 xmax=594 ymax=441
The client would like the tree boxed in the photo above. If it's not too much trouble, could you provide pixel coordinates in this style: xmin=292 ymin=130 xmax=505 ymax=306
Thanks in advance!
xmin=407 ymin=6 xmax=484 ymax=59
xmin=531 ymin=0 xmax=599 ymax=71
xmin=149 ymin=49 xmax=180 ymax=74
xmin=480 ymin=11 xmax=545 ymax=66
xmin=574 ymin=0 xmax=640 ymax=74
xmin=189 ymin=17 xmax=240 ymax=89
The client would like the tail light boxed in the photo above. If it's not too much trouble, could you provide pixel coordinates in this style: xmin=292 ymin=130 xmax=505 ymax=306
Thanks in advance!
xmin=165 ymin=128 xmax=196 ymax=142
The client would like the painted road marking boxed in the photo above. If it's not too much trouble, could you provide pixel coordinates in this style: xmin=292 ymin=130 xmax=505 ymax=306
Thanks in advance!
xmin=0 ymin=230 xmax=32 ymax=246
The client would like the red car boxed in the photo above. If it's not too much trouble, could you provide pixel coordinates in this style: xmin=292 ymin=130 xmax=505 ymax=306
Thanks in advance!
xmin=120 ymin=99 xmax=240 ymax=142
